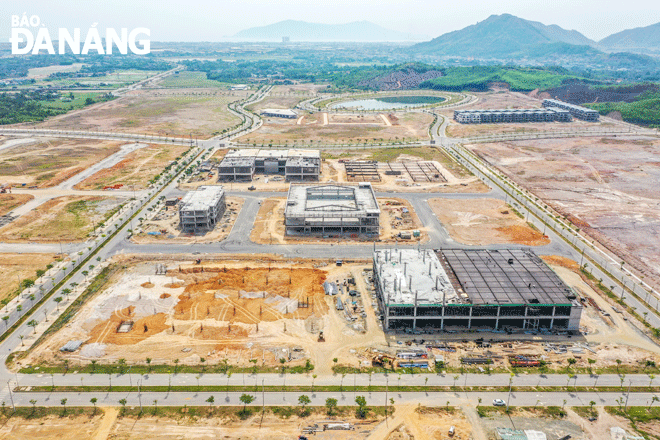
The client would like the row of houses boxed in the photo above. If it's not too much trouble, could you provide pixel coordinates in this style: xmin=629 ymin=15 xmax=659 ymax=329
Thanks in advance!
xmin=542 ymin=99 xmax=600 ymax=121
xmin=454 ymin=107 xmax=572 ymax=124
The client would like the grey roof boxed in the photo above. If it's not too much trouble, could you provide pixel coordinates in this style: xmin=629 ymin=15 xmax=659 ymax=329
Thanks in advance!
xmin=440 ymin=249 xmax=575 ymax=306
xmin=285 ymin=183 xmax=380 ymax=218
xmin=374 ymin=249 xmax=457 ymax=305
xmin=179 ymin=186 xmax=225 ymax=212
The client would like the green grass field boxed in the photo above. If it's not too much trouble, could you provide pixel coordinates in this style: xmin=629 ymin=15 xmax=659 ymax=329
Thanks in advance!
xmin=158 ymin=71 xmax=229 ymax=88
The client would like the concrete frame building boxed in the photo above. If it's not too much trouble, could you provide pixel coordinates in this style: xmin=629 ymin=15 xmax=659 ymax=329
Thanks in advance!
xmin=542 ymin=99 xmax=600 ymax=121
xmin=178 ymin=185 xmax=226 ymax=233
xmin=261 ymin=108 xmax=298 ymax=119
xmin=374 ymin=248 xmax=582 ymax=333
xmin=218 ymin=149 xmax=320 ymax=182
xmin=284 ymin=183 xmax=380 ymax=236
xmin=454 ymin=108 xmax=572 ymax=124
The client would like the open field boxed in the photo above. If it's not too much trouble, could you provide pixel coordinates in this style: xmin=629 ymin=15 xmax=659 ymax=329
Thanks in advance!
xmin=34 ymin=88 xmax=248 ymax=138
xmin=246 ymin=84 xmax=320 ymax=113
xmin=22 ymin=69 xmax=162 ymax=90
xmin=0 ymin=138 xmax=122 ymax=188
xmin=237 ymin=111 xmax=433 ymax=144
xmin=0 ymin=253 xmax=61 ymax=303
xmin=155 ymin=71 xmax=228 ymax=88
xmin=250 ymin=197 xmax=426 ymax=245
xmin=0 ymin=194 xmax=34 ymax=216
xmin=428 ymin=198 xmax=550 ymax=246
xmin=466 ymin=136 xmax=660 ymax=288
xmin=0 ymin=196 xmax=126 ymax=243
xmin=74 ymin=143 xmax=189 ymax=191
xmin=441 ymin=91 xmax=614 ymax=138
xmin=131 ymin=197 xmax=244 ymax=244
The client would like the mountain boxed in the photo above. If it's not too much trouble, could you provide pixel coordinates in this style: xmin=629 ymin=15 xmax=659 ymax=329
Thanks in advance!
xmin=232 ymin=20 xmax=426 ymax=42
xmin=599 ymin=21 xmax=660 ymax=52
xmin=412 ymin=14 xmax=596 ymax=58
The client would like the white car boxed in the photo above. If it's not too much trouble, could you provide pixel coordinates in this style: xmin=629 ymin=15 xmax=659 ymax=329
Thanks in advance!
xmin=493 ymin=399 xmax=506 ymax=406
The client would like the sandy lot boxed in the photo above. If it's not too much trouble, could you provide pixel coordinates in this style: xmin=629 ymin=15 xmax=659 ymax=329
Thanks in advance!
xmin=237 ymin=111 xmax=433 ymax=144
xmin=441 ymin=91 xmax=614 ymax=138
xmin=250 ymin=197 xmax=427 ymax=245
xmin=0 ymin=194 xmax=34 ymax=216
xmin=428 ymin=198 xmax=550 ymax=246
xmin=35 ymin=88 xmax=248 ymax=138
xmin=0 ymin=196 xmax=126 ymax=243
xmin=0 ymin=139 xmax=122 ymax=188
xmin=0 ymin=253 xmax=61 ymax=302
xmin=246 ymin=84 xmax=320 ymax=113
xmin=74 ymin=144 xmax=189 ymax=190
xmin=131 ymin=197 xmax=244 ymax=244
xmin=466 ymin=136 xmax=660 ymax=288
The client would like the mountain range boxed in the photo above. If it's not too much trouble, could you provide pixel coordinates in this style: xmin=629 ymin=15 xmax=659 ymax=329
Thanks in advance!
xmin=232 ymin=20 xmax=426 ymax=42
xmin=232 ymin=16 xmax=660 ymax=57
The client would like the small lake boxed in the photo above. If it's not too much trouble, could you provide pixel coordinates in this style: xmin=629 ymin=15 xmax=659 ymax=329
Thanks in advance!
xmin=331 ymin=95 xmax=445 ymax=110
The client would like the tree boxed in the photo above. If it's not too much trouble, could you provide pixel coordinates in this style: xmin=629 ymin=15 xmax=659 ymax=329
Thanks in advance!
xmin=206 ymin=395 xmax=215 ymax=407
xmin=90 ymin=397 xmax=98 ymax=414
xmin=119 ymin=398 xmax=127 ymax=415
xmin=2 ymin=316 xmax=8 ymax=327
xmin=298 ymin=394 xmax=311 ymax=416
xmin=325 ymin=397 xmax=338 ymax=416
xmin=146 ymin=357 xmax=152 ymax=372
xmin=60 ymin=398 xmax=67 ymax=415
xmin=54 ymin=297 xmax=63 ymax=311
xmin=312 ymin=374 xmax=317 ymax=392
xmin=239 ymin=394 xmax=255 ymax=415
xmin=29 ymin=398 xmax=37 ymax=415
xmin=355 ymin=395 xmax=367 ymax=418
xmin=28 ymin=319 xmax=38 ymax=334
xmin=650 ymin=396 xmax=659 ymax=410
xmin=173 ymin=358 xmax=180 ymax=373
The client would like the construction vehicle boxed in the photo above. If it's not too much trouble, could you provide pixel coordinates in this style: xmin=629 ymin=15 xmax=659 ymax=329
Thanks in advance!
xmin=372 ymin=353 xmax=396 ymax=368
xmin=317 ymin=331 xmax=325 ymax=342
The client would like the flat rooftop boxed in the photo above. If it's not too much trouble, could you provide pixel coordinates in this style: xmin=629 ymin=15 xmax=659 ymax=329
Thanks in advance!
xmin=262 ymin=108 xmax=298 ymax=117
xmin=179 ymin=185 xmax=224 ymax=211
xmin=223 ymin=149 xmax=319 ymax=160
xmin=375 ymin=249 xmax=458 ymax=305
xmin=286 ymin=183 xmax=380 ymax=218
xmin=440 ymin=249 xmax=574 ymax=306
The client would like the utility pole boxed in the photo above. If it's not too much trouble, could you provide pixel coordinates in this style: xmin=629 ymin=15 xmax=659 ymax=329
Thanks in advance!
xmin=7 ymin=380 xmax=14 ymax=412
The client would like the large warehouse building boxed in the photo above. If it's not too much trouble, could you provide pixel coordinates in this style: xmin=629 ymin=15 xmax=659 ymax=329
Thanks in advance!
xmin=542 ymin=99 xmax=600 ymax=121
xmin=178 ymin=185 xmax=226 ymax=232
xmin=373 ymin=248 xmax=582 ymax=332
xmin=284 ymin=183 xmax=380 ymax=236
xmin=218 ymin=149 xmax=320 ymax=182
xmin=454 ymin=108 xmax=572 ymax=124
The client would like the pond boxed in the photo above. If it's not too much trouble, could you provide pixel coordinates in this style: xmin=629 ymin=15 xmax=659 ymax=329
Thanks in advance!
xmin=330 ymin=95 xmax=445 ymax=110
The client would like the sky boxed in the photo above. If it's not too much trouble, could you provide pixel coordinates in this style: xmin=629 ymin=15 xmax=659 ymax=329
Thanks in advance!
xmin=2 ymin=0 xmax=659 ymax=42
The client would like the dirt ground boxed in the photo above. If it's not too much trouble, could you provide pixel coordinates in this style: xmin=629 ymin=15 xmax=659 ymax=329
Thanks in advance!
xmin=246 ymin=84 xmax=321 ymax=113
xmin=0 ymin=412 xmax=107 ymax=439
xmin=23 ymin=257 xmax=376 ymax=370
xmin=237 ymin=111 xmax=433 ymax=144
xmin=74 ymin=144 xmax=189 ymax=190
xmin=0 ymin=196 xmax=126 ymax=242
xmin=0 ymin=139 xmax=122 ymax=188
xmin=250 ymin=197 xmax=427 ymax=245
xmin=34 ymin=88 xmax=248 ymax=138
xmin=0 ymin=253 xmax=61 ymax=302
xmin=131 ymin=197 xmax=244 ymax=244
xmin=378 ymin=406 xmax=472 ymax=440
xmin=428 ymin=198 xmax=550 ymax=246
xmin=466 ymin=135 xmax=660 ymax=289
xmin=441 ymin=91 xmax=614 ymax=138
xmin=0 ymin=194 xmax=34 ymax=216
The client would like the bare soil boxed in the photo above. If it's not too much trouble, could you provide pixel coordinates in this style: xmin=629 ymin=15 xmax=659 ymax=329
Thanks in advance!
xmin=428 ymin=198 xmax=550 ymax=246
xmin=0 ymin=194 xmax=34 ymax=216
xmin=0 ymin=139 xmax=122 ymax=188
xmin=237 ymin=111 xmax=433 ymax=144
xmin=74 ymin=144 xmax=189 ymax=190
xmin=0 ymin=253 xmax=61 ymax=302
xmin=0 ymin=196 xmax=125 ymax=242
xmin=34 ymin=89 xmax=247 ymax=138
xmin=466 ymin=135 xmax=660 ymax=288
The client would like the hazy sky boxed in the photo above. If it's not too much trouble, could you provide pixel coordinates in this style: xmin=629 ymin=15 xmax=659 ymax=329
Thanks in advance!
xmin=2 ymin=0 xmax=659 ymax=42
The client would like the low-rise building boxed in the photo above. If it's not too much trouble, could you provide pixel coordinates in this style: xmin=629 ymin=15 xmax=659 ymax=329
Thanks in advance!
xmin=178 ymin=186 xmax=226 ymax=232
xmin=218 ymin=149 xmax=320 ymax=181
xmin=261 ymin=108 xmax=298 ymax=119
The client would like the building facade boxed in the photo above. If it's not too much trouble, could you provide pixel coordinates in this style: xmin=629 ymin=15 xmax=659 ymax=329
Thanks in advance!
xmin=178 ymin=186 xmax=226 ymax=232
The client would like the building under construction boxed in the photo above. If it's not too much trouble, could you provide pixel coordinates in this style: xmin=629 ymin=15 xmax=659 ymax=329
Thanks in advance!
xmin=178 ymin=185 xmax=226 ymax=232
xmin=454 ymin=108 xmax=572 ymax=124
xmin=284 ymin=183 xmax=380 ymax=236
xmin=218 ymin=149 xmax=320 ymax=182
xmin=373 ymin=248 xmax=582 ymax=332
xmin=542 ymin=99 xmax=600 ymax=121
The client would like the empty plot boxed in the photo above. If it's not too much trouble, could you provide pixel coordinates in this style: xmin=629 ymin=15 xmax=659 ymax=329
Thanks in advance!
xmin=344 ymin=161 xmax=381 ymax=182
